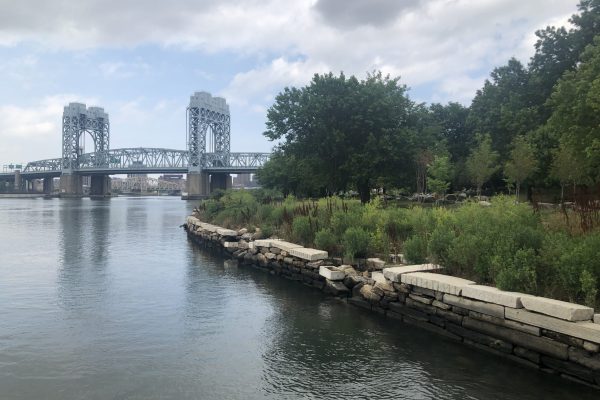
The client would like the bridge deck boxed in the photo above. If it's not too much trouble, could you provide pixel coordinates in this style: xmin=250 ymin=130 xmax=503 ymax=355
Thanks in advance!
xmin=0 ymin=148 xmax=269 ymax=179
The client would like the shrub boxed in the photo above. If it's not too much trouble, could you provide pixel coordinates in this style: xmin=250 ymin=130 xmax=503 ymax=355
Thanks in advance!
xmin=314 ymin=229 xmax=338 ymax=255
xmin=404 ymin=235 xmax=428 ymax=264
xmin=292 ymin=216 xmax=314 ymax=245
xmin=343 ymin=227 xmax=370 ymax=260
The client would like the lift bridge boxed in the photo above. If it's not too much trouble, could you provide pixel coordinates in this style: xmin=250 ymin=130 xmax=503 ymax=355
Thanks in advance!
xmin=0 ymin=92 xmax=270 ymax=198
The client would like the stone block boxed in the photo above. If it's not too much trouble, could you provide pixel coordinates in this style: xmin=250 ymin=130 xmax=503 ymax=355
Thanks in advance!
xmin=382 ymin=264 xmax=442 ymax=282
xmin=520 ymin=296 xmax=594 ymax=322
xmin=505 ymin=308 xmax=600 ymax=344
xmin=568 ymin=346 xmax=600 ymax=370
xmin=463 ymin=317 xmax=568 ymax=360
xmin=541 ymin=356 xmax=597 ymax=383
xmin=325 ymin=280 xmax=350 ymax=296
xmin=514 ymin=346 xmax=541 ymax=364
xmin=216 ymin=228 xmax=238 ymax=237
xmin=223 ymin=241 xmax=239 ymax=248
xmin=371 ymin=272 xmax=387 ymax=284
xmin=542 ymin=329 xmax=584 ymax=348
xmin=584 ymin=341 xmax=600 ymax=353
xmin=432 ymin=300 xmax=451 ymax=310
xmin=400 ymin=272 xmax=475 ymax=295
xmin=412 ymin=286 xmax=436 ymax=298
xmin=271 ymin=240 xmax=304 ymax=252
xmin=253 ymin=239 xmax=272 ymax=248
xmin=200 ymin=223 xmax=219 ymax=233
xmin=595 ymin=314 xmax=600 ymax=324
xmin=461 ymin=285 xmax=528 ymax=308
xmin=409 ymin=294 xmax=433 ymax=305
xmin=389 ymin=302 xmax=428 ymax=322
xmin=265 ymin=252 xmax=277 ymax=260
xmin=359 ymin=284 xmax=381 ymax=302
xmin=435 ymin=308 xmax=464 ymax=325
xmin=367 ymin=258 xmax=386 ymax=270
xmin=402 ymin=317 xmax=462 ymax=342
xmin=319 ymin=266 xmax=345 ymax=281
xmin=443 ymin=294 xmax=505 ymax=319
xmin=469 ymin=311 xmax=540 ymax=336
xmin=406 ymin=297 xmax=437 ymax=315
xmin=446 ymin=323 xmax=513 ymax=354
xmin=289 ymin=247 xmax=328 ymax=261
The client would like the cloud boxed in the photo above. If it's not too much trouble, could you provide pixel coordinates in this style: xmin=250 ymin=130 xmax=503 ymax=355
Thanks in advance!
xmin=313 ymin=0 xmax=421 ymax=28
xmin=0 ymin=94 xmax=99 ymax=162
xmin=98 ymin=61 xmax=150 ymax=79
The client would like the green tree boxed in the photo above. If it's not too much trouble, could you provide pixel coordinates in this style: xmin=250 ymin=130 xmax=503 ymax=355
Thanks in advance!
xmin=427 ymin=155 xmax=453 ymax=197
xmin=544 ymin=37 xmax=600 ymax=183
xmin=262 ymin=71 xmax=420 ymax=203
xmin=551 ymin=143 xmax=587 ymax=202
xmin=466 ymin=134 xmax=500 ymax=197
xmin=468 ymin=58 xmax=539 ymax=160
xmin=504 ymin=136 xmax=538 ymax=200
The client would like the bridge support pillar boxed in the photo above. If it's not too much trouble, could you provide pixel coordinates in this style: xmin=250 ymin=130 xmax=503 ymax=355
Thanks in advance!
xmin=185 ymin=172 xmax=209 ymax=200
xmin=90 ymin=175 xmax=111 ymax=198
xmin=43 ymin=177 xmax=54 ymax=194
xmin=59 ymin=173 xmax=83 ymax=197
xmin=210 ymin=173 xmax=231 ymax=193
xmin=14 ymin=171 xmax=22 ymax=192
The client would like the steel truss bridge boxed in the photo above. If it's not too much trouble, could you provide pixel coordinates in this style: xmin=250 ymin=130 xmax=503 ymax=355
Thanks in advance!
xmin=9 ymin=148 xmax=270 ymax=179
xmin=0 ymin=91 xmax=271 ymax=198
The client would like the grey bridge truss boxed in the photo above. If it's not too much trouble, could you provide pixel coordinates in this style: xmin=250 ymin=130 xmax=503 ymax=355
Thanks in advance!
xmin=0 ymin=92 xmax=270 ymax=180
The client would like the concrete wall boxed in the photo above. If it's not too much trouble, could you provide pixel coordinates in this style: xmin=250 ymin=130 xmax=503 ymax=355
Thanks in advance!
xmin=184 ymin=216 xmax=600 ymax=390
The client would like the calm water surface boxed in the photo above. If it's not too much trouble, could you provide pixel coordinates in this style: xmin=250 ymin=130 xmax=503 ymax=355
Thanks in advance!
xmin=0 ymin=197 xmax=597 ymax=399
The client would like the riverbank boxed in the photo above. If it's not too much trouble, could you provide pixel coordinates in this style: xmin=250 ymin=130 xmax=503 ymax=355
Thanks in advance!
xmin=184 ymin=215 xmax=600 ymax=390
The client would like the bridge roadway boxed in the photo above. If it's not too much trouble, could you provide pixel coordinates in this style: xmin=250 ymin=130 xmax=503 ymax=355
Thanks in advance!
xmin=0 ymin=148 xmax=269 ymax=178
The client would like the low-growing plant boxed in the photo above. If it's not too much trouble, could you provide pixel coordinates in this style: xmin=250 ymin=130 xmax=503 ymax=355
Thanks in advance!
xmin=343 ymin=227 xmax=370 ymax=260
xmin=314 ymin=229 xmax=338 ymax=255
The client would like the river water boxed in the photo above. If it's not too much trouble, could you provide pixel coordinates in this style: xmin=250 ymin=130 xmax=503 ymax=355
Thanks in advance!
xmin=0 ymin=197 xmax=597 ymax=399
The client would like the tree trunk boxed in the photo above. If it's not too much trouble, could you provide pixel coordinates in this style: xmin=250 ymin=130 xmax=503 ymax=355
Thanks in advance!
xmin=358 ymin=183 xmax=371 ymax=204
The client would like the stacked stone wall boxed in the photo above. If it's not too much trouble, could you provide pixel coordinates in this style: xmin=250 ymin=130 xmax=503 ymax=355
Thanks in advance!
xmin=184 ymin=216 xmax=600 ymax=389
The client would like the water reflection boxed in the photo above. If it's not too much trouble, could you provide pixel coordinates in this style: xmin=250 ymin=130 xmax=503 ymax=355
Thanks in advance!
xmin=0 ymin=198 xmax=598 ymax=400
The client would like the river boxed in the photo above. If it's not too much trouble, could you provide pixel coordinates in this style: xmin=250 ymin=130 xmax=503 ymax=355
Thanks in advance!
xmin=0 ymin=197 xmax=597 ymax=399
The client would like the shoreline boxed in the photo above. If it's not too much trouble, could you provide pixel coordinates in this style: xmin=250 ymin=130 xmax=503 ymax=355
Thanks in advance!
xmin=184 ymin=215 xmax=600 ymax=390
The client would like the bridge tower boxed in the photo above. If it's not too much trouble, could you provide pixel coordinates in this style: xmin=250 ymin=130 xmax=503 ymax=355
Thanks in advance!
xmin=59 ymin=103 xmax=111 ymax=197
xmin=186 ymin=92 xmax=231 ymax=199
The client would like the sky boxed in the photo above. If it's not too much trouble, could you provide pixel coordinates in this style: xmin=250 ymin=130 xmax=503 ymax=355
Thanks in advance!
xmin=0 ymin=0 xmax=580 ymax=166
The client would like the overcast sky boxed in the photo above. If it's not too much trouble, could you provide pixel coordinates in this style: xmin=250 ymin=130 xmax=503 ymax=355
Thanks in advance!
xmin=0 ymin=0 xmax=579 ymax=165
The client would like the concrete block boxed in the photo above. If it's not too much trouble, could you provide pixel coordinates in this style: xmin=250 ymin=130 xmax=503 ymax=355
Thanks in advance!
xmin=253 ymin=239 xmax=273 ymax=248
xmin=461 ymin=285 xmax=529 ymax=308
xmin=594 ymin=314 xmax=600 ymax=324
xmin=271 ymin=240 xmax=304 ymax=252
xmin=463 ymin=317 xmax=569 ymax=360
xmin=400 ymin=272 xmax=475 ymax=295
xmin=520 ymin=296 xmax=594 ymax=321
xmin=216 ymin=228 xmax=238 ymax=237
xmin=382 ymin=264 xmax=442 ymax=282
xmin=319 ymin=266 xmax=345 ymax=281
xmin=289 ymin=247 xmax=328 ymax=261
xmin=223 ymin=242 xmax=239 ymax=248
xmin=505 ymin=307 xmax=600 ymax=344
xmin=443 ymin=294 xmax=505 ymax=319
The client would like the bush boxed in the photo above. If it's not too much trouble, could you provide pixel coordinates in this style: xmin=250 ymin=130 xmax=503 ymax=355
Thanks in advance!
xmin=343 ymin=227 xmax=370 ymax=260
xmin=404 ymin=235 xmax=428 ymax=264
xmin=314 ymin=229 xmax=338 ymax=255
xmin=292 ymin=216 xmax=314 ymax=245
